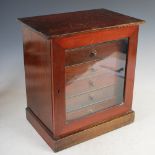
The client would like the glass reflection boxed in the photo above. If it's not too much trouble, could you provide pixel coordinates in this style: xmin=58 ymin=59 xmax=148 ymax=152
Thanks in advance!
xmin=65 ymin=39 xmax=128 ymax=121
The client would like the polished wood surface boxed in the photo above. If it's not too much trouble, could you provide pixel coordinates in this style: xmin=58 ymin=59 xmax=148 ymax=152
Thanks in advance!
xmin=18 ymin=8 xmax=144 ymax=38
xmin=22 ymin=27 xmax=53 ymax=131
xmin=65 ymin=39 xmax=126 ymax=66
xmin=52 ymin=26 xmax=139 ymax=138
xmin=20 ymin=8 xmax=144 ymax=151
xmin=22 ymin=26 xmax=140 ymax=137
xmin=26 ymin=107 xmax=134 ymax=152
xmin=54 ymin=25 xmax=138 ymax=49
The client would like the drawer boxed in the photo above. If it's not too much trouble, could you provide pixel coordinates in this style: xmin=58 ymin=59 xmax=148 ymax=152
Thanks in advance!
xmin=66 ymin=97 xmax=117 ymax=121
xmin=66 ymin=84 xmax=116 ymax=112
xmin=66 ymin=73 xmax=117 ymax=98
xmin=66 ymin=79 xmax=124 ymax=121
xmin=65 ymin=39 xmax=125 ymax=66
xmin=65 ymin=52 xmax=126 ymax=83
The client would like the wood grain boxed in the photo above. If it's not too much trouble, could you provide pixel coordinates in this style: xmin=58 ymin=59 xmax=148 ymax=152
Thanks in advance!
xmin=18 ymin=8 xmax=144 ymax=38
xmin=52 ymin=26 xmax=139 ymax=137
xmin=20 ymin=8 xmax=144 ymax=150
xmin=26 ymin=107 xmax=134 ymax=152
xmin=65 ymin=39 xmax=125 ymax=66
xmin=23 ymin=27 xmax=53 ymax=131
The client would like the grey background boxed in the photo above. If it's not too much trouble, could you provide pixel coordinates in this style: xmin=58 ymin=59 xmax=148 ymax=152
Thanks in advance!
xmin=0 ymin=0 xmax=154 ymax=155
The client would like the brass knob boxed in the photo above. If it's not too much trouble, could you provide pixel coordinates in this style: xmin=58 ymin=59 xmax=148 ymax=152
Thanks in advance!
xmin=88 ymin=80 xmax=94 ymax=87
xmin=90 ymin=68 xmax=96 ymax=72
xmin=89 ymin=50 xmax=97 ymax=57
xmin=88 ymin=94 xmax=94 ymax=101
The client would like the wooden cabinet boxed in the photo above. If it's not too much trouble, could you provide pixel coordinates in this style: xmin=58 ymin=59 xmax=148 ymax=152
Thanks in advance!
xmin=18 ymin=8 xmax=144 ymax=152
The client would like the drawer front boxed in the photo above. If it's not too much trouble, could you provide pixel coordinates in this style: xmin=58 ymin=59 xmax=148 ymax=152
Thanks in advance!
xmin=66 ymin=72 xmax=116 ymax=98
xmin=66 ymin=52 xmax=126 ymax=98
xmin=66 ymin=81 xmax=124 ymax=121
xmin=66 ymin=85 xmax=116 ymax=112
xmin=66 ymin=51 xmax=126 ymax=83
xmin=66 ymin=97 xmax=117 ymax=121
xmin=65 ymin=39 xmax=125 ymax=66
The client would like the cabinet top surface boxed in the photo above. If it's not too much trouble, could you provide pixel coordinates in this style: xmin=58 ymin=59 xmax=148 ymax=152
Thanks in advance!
xmin=18 ymin=8 xmax=144 ymax=39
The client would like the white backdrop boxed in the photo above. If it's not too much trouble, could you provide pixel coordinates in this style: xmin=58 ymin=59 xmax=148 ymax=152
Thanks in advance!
xmin=0 ymin=0 xmax=154 ymax=155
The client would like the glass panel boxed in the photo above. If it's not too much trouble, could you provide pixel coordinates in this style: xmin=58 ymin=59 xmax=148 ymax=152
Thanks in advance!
xmin=65 ymin=38 xmax=128 ymax=122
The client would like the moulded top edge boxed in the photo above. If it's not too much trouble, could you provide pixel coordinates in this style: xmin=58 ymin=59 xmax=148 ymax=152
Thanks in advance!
xmin=18 ymin=8 xmax=145 ymax=39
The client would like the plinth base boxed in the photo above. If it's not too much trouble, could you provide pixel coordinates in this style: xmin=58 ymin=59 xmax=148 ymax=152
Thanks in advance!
xmin=26 ymin=108 xmax=135 ymax=152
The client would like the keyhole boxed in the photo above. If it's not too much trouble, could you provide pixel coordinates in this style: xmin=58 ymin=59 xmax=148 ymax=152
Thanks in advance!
xmin=57 ymin=89 xmax=60 ymax=94
xmin=89 ymin=50 xmax=97 ymax=57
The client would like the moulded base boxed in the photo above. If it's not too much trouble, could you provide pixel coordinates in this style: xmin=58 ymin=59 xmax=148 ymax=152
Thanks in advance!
xmin=26 ymin=107 xmax=135 ymax=152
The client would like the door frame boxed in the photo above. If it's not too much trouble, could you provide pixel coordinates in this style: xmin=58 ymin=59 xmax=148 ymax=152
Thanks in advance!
xmin=51 ymin=25 xmax=139 ymax=138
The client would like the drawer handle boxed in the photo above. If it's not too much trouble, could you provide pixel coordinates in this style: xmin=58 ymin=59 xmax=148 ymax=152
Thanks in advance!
xmin=89 ymin=50 xmax=97 ymax=57
xmin=88 ymin=80 xmax=94 ymax=87
xmin=90 ymin=68 xmax=96 ymax=72
xmin=88 ymin=95 xmax=94 ymax=101
xmin=116 ymin=67 xmax=124 ymax=73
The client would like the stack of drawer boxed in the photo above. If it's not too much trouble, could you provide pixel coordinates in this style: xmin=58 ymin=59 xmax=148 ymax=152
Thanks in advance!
xmin=65 ymin=39 xmax=127 ymax=121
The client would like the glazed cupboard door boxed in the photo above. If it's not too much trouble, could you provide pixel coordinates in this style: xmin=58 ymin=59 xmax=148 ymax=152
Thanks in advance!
xmin=65 ymin=39 xmax=128 ymax=122
xmin=52 ymin=26 xmax=139 ymax=137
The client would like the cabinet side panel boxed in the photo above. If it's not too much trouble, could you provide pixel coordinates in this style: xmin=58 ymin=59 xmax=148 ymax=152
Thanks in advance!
xmin=22 ymin=27 xmax=53 ymax=131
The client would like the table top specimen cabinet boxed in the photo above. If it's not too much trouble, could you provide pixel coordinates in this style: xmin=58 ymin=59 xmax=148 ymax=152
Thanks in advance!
xmin=18 ymin=8 xmax=144 ymax=152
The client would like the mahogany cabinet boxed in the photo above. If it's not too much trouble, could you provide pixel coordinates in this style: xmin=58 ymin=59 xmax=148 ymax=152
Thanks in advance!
xmin=18 ymin=9 xmax=144 ymax=152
